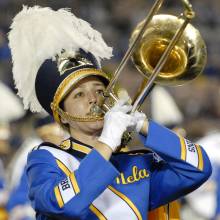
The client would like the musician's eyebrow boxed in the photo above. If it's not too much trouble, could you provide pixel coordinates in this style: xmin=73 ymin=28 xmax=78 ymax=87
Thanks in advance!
xmin=77 ymin=82 xmax=105 ymax=88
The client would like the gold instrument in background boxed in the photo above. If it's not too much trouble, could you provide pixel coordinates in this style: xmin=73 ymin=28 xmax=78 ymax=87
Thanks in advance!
xmin=100 ymin=0 xmax=207 ymax=113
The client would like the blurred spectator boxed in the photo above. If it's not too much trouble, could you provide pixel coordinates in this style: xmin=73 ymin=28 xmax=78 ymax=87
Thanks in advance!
xmin=0 ymin=81 xmax=25 ymax=220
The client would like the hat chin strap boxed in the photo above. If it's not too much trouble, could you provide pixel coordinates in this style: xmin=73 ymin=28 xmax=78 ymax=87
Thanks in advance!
xmin=52 ymin=104 xmax=104 ymax=124
xmin=52 ymin=104 xmax=129 ymax=151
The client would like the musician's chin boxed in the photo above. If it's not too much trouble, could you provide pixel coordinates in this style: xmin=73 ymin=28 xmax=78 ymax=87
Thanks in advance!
xmin=87 ymin=120 xmax=104 ymax=131
xmin=79 ymin=119 xmax=104 ymax=135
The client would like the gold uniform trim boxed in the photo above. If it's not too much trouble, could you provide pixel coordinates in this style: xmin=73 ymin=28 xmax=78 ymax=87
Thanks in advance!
xmin=179 ymin=136 xmax=186 ymax=161
xmin=56 ymin=159 xmax=80 ymax=192
xmin=51 ymin=68 xmax=109 ymax=124
xmin=59 ymin=141 xmax=101 ymax=217
xmin=73 ymin=143 xmax=92 ymax=154
xmin=196 ymin=144 xmax=204 ymax=171
xmin=70 ymin=173 xmax=80 ymax=194
xmin=54 ymin=186 xmax=64 ymax=208
xmin=54 ymin=159 xmax=80 ymax=206
xmin=108 ymin=186 xmax=142 ymax=220
xmin=56 ymin=159 xmax=71 ymax=176
xmin=57 ymin=141 xmax=142 ymax=219
xmin=90 ymin=205 xmax=107 ymax=220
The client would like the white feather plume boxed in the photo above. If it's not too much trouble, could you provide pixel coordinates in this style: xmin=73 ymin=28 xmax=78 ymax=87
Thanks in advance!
xmin=0 ymin=82 xmax=25 ymax=123
xmin=8 ymin=6 xmax=113 ymax=112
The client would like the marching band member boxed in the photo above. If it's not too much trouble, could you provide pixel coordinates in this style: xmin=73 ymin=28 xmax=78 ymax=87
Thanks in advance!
xmin=8 ymin=6 xmax=212 ymax=220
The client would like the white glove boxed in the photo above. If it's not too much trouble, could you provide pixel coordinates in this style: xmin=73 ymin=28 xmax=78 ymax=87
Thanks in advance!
xmin=98 ymin=99 xmax=135 ymax=151
xmin=131 ymin=111 xmax=147 ymax=133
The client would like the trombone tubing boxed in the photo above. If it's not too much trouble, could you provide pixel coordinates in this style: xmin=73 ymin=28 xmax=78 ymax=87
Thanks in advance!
xmin=131 ymin=16 xmax=192 ymax=113
xmin=182 ymin=0 xmax=195 ymax=18
xmin=105 ymin=0 xmax=164 ymax=96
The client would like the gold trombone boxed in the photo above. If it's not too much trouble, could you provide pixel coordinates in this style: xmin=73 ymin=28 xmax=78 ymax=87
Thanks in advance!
xmin=100 ymin=0 xmax=207 ymax=113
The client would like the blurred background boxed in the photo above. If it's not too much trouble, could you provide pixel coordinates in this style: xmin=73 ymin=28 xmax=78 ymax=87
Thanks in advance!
xmin=0 ymin=0 xmax=219 ymax=220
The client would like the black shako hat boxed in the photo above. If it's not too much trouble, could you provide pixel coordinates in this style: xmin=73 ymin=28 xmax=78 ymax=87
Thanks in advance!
xmin=9 ymin=6 xmax=112 ymax=124
xmin=35 ymin=51 xmax=110 ymax=123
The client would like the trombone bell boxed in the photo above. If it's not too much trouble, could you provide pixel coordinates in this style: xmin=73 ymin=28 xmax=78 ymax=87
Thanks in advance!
xmin=130 ymin=14 xmax=207 ymax=86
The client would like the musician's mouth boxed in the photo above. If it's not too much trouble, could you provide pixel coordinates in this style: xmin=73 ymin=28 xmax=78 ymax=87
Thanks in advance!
xmin=88 ymin=104 xmax=105 ymax=117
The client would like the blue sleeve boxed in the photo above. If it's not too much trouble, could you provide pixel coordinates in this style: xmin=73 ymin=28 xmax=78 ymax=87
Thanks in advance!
xmin=26 ymin=149 xmax=119 ymax=219
xmin=6 ymin=169 xmax=30 ymax=211
xmin=140 ymin=120 xmax=212 ymax=210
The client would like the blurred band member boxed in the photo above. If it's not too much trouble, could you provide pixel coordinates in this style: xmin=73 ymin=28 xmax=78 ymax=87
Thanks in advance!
xmin=186 ymin=131 xmax=220 ymax=220
xmin=0 ymin=81 xmax=25 ymax=220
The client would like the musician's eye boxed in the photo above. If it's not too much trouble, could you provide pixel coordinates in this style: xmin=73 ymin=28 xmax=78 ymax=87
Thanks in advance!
xmin=96 ymin=89 xmax=104 ymax=96
xmin=74 ymin=91 xmax=84 ymax=99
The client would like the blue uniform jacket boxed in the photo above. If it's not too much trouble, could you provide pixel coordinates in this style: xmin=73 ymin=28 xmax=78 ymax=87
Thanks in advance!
xmin=26 ymin=121 xmax=212 ymax=220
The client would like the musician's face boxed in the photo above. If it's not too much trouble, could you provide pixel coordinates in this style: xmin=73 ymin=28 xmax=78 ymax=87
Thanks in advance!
xmin=62 ymin=76 xmax=106 ymax=135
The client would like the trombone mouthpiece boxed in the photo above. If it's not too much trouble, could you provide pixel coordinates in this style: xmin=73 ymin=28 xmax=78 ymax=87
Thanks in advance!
xmin=90 ymin=104 xmax=105 ymax=117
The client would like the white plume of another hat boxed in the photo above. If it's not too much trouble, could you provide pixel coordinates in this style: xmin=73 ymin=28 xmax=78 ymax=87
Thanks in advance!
xmin=151 ymin=86 xmax=183 ymax=126
xmin=0 ymin=81 xmax=25 ymax=124
xmin=8 ymin=6 xmax=113 ymax=113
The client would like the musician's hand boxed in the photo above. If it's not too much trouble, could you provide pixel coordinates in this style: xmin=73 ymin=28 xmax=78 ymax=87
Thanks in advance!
xmin=98 ymin=99 xmax=135 ymax=151
xmin=131 ymin=111 xmax=148 ymax=135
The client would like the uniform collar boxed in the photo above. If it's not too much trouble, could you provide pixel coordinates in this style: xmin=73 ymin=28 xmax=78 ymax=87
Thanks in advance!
xmin=70 ymin=137 xmax=93 ymax=154
xmin=59 ymin=137 xmax=93 ymax=159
